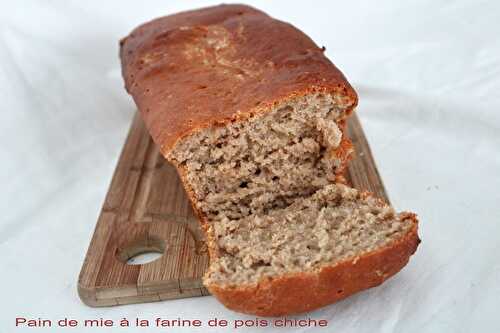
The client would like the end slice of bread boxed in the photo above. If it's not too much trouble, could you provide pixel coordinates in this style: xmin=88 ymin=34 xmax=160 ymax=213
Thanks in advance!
xmin=203 ymin=184 xmax=420 ymax=316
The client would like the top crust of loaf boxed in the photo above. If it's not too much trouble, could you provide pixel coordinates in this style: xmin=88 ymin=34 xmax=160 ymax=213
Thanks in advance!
xmin=120 ymin=4 xmax=358 ymax=156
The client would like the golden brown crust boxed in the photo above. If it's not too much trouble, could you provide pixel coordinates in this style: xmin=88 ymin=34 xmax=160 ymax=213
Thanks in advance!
xmin=206 ymin=215 xmax=419 ymax=316
xmin=120 ymin=4 xmax=358 ymax=156
xmin=332 ymin=134 xmax=354 ymax=175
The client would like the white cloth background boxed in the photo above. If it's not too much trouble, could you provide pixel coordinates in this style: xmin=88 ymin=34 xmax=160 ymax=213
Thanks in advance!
xmin=1 ymin=0 xmax=499 ymax=332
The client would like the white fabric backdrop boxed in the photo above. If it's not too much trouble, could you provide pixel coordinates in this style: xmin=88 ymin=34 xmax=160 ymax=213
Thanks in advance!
xmin=1 ymin=0 xmax=499 ymax=332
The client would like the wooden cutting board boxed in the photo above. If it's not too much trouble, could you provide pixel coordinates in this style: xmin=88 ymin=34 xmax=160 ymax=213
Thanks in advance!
xmin=78 ymin=112 xmax=388 ymax=307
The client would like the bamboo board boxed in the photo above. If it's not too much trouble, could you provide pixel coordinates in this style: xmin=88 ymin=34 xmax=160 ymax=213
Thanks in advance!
xmin=78 ymin=112 xmax=388 ymax=307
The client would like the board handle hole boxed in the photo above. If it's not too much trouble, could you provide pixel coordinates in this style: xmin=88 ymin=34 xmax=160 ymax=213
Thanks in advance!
xmin=116 ymin=237 xmax=165 ymax=265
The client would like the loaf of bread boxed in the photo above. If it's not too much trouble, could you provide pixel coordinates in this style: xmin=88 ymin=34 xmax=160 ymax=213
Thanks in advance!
xmin=120 ymin=4 xmax=419 ymax=316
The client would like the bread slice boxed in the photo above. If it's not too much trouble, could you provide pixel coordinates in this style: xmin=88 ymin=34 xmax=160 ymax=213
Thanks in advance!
xmin=120 ymin=4 xmax=420 ymax=316
xmin=204 ymin=184 xmax=419 ymax=316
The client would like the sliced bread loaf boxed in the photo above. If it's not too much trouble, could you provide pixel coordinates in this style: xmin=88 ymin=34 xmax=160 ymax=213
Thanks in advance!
xmin=120 ymin=4 xmax=420 ymax=316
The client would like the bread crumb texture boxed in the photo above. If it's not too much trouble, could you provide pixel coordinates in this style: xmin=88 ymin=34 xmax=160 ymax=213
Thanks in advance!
xmin=170 ymin=93 xmax=351 ymax=221
xmin=205 ymin=184 xmax=415 ymax=286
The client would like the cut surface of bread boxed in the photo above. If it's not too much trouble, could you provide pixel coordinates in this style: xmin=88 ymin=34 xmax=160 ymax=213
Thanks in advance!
xmin=205 ymin=184 xmax=416 ymax=286
xmin=204 ymin=184 xmax=419 ymax=316
xmin=169 ymin=93 xmax=353 ymax=222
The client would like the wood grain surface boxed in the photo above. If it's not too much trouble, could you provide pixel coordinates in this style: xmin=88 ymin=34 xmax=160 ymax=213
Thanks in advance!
xmin=78 ymin=112 xmax=388 ymax=307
